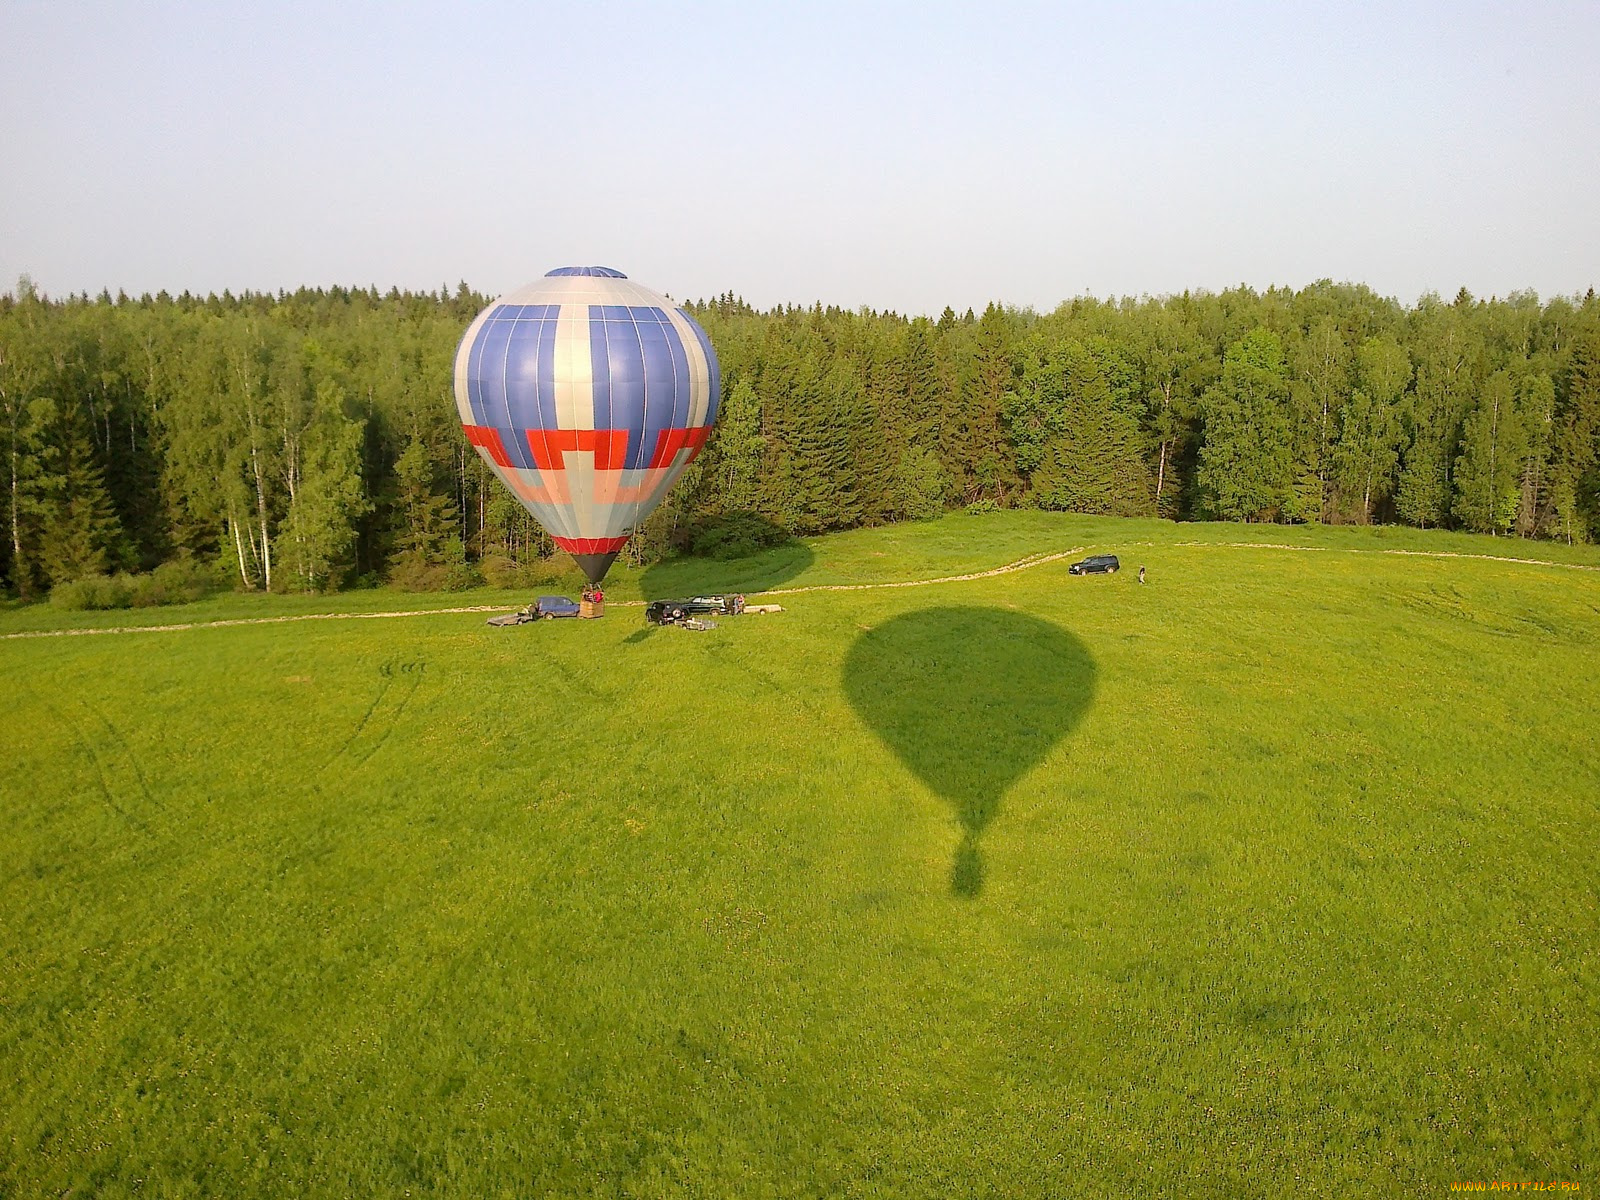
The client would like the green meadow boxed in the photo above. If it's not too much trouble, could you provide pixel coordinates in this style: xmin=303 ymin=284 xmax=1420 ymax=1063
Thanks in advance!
xmin=2 ymin=514 xmax=1598 ymax=1197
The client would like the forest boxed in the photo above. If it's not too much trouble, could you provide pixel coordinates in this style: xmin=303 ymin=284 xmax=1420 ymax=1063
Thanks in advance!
xmin=2 ymin=275 xmax=1597 ymax=602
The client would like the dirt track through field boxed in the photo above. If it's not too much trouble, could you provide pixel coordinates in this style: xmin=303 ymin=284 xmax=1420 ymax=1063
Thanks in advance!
xmin=1172 ymin=541 xmax=1600 ymax=572
xmin=3 ymin=541 xmax=1595 ymax=642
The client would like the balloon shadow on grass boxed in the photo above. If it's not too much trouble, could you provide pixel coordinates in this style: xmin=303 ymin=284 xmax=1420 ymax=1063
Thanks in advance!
xmin=843 ymin=607 xmax=1097 ymax=898
xmin=640 ymin=513 xmax=813 ymax=599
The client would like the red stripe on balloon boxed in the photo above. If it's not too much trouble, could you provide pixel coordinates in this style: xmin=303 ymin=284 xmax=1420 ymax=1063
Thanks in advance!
xmin=552 ymin=536 xmax=630 ymax=554
xmin=462 ymin=425 xmax=513 ymax=468
xmin=648 ymin=426 xmax=712 ymax=468
xmin=526 ymin=429 xmax=630 ymax=471
xmin=469 ymin=426 xmax=711 ymax=473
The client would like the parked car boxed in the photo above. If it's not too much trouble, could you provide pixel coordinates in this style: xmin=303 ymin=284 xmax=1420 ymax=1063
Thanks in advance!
xmin=486 ymin=594 xmax=582 ymax=625
xmin=645 ymin=595 xmax=746 ymax=625
xmin=1068 ymin=554 xmax=1120 ymax=576
xmin=534 ymin=595 xmax=582 ymax=618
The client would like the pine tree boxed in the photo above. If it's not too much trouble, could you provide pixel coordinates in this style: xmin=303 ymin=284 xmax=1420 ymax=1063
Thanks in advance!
xmin=1453 ymin=372 xmax=1526 ymax=535
xmin=1397 ymin=310 xmax=1475 ymax=530
xmin=1514 ymin=373 xmax=1556 ymax=537
xmin=1016 ymin=341 xmax=1150 ymax=515
xmin=1290 ymin=317 xmax=1354 ymax=519
xmin=853 ymin=332 xmax=906 ymax=521
xmin=1551 ymin=330 xmax=1600 ymax=541
xmin=899 ymin=320 xmax=945 ymax=449
xmin=712 ymin=378 xmax=764 ymax=511
xmin=891 ymin=445 xmax=950 ymax=520
xmin=3 ymin=397 xmax=61 ymax=595
xmin=1136 ymin=308 xmax=1209 ymax=518
xmin=968 ymin=303 xmax=1019 ymax=502
xmin=1333 ymin=337 xmax=1410 ymax=522
xmin=391 ymin=435 xmax=457 ymax=578
xmin=276 ymin=381 xmax=369 ymax=591
xmin=1396 ymin=427 xmax=1449 ymax=529
xmin=40 ymin=399 xmax=127 ymax=583
xmin=1198 ymin=330 xmax=1293 ymax=521
xmin=1333 ymin=390 xmax=1402 ymax=524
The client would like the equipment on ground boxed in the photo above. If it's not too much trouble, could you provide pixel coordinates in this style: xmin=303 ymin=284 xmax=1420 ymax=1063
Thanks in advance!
xmin=453 ymin=267 xmax=722 ymax=588
xmin=645 ymin=595 xmax=746 ymax=626
xmin=487 ymin=592 xmax=778 ymax=631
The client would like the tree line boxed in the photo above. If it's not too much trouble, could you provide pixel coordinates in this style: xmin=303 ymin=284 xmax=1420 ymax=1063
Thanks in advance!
xmin=2 ymin=276 xmax=1597 ymax=600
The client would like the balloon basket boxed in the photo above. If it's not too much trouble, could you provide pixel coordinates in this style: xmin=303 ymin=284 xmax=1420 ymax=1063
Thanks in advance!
xmin=579 ymin=599 xmax=604 ymax=619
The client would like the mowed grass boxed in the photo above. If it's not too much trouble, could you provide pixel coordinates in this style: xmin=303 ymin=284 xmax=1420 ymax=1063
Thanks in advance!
xmin=2 ymin=515 xmax=1598 ymax=1197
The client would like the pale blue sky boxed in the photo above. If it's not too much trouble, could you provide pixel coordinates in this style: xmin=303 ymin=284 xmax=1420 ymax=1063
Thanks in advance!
xmin=3 ymin=1 xmax=1596 ymax=314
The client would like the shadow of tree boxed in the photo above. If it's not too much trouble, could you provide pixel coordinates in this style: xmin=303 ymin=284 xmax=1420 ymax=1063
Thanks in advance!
xmin=842 ymin=607 xmax=1097 ymax=898
xmin=639 ymin=513 xmax=814 ymax=599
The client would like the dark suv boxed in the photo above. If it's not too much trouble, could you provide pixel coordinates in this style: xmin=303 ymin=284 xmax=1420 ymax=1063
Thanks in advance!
xmin=645 ymin=595 xmax=746 ymax=625
xmin=1068 ymin=554 xmax=1120 ymax=575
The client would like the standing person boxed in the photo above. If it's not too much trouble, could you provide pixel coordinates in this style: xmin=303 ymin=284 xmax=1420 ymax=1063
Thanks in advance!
xmin=1138 ymin=565 xmax=1146 ymax=585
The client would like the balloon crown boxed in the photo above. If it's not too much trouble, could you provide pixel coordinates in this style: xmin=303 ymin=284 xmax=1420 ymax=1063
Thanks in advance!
xmin=544 ymin=266 xmax=628 ymax=279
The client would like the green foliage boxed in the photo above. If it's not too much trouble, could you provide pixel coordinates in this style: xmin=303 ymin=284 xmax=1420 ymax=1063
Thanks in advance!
xmin=389 ymin=435 xmax=459 ymax=585
xmin=46 ymin=573 xmax=130 ymax=610
xmin=1332 ymin=388 xmax=1401 ymax=523
xmin=1006 ymin=340 xmax=1151 ymax=516
xmin=1289 ymin=317 xmax=1354 ymax=519
xmin=48 ymin=556 xmax=222 ymax=610
xmin=710 ymin=378 xmax=763 ymax=510
xmin=276 ymin=382 xmax=370 ymax=591
xmin=1198 ymin=329 xmax=1294 ymax=520
xmin=4 ymin=281 xmax=1599 ymax=609
xmin=476 ymin=551 xmax=528 ymax=590
xmin=1514 ymin=372 xmax=1557 ymax=537
xmin=1 ymin=396 xmax=62 ymax=597
xmin=685 ymin=511 xmax=796 ymax=559
xmin=964 ymin=302 xmax=1021 ymax=502
xmin=391 ymin=533 xmax=481 ymax=592
xmin=1138 ymin=308 xmax=1210 ymax=516
xmin=1453 ymin=372 xmax=1527 ymax=534
xmin=1552 ymin=329 xmax=1600 ymax=541
xmin=1396 ymin=429 xmax=1450 ymax=529
xmin=39 ymin=402 xmax=129 ymax=582
xmin=889 ymin=444 xmax=952 ymax=520
xmin=1331 ymin=338 xmax=1410 ymax=523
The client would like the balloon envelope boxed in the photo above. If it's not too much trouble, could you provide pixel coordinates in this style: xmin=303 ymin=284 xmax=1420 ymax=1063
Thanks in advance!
xmin=453 ymin=267 xmax=721 ymax=583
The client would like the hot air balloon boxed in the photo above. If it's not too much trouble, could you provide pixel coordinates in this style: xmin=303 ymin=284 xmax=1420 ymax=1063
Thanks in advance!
xmin=453 ymin=267 xmax=720 ymax=585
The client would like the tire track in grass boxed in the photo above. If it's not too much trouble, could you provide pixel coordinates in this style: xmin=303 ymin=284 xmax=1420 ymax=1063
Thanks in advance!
xmin=2 ymin=605 xmax=512 ymax=642
xmin=1170 ymin=540 xmax=1600 ymax=572
xmin=347 ymin=670 xmax=423 ymax=770
xmin=26 ymin=686 xmax=154 ymax=834
xmin=755 ymin=548 xmax=1086 ymax=596
xmin=330 ymin=673 xmax=393 ymax=762
xmin=0 ymin=549 xmax=1090 ymax=643
xmin=3 ymin=541 xmax=1595 ymax=644
xmin=325 ymin=661 xmax=427 ymax=773
xmin=80 ymin=700 xmax=161 ymax=811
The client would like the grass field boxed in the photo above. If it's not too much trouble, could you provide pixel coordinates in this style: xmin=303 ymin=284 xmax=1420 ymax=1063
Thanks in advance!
xmin=3 ymin=514 xmax=1598 ymax=1197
